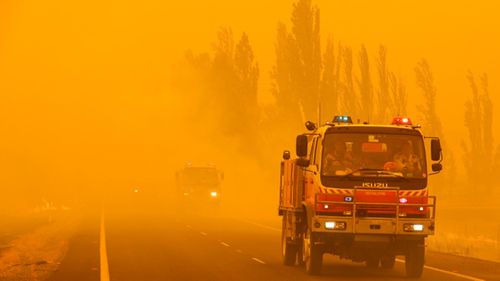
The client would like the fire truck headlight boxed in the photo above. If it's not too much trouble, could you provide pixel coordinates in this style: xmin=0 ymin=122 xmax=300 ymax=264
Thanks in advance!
xmin=325 ymin=221 xmax=346 ymax=230
xmin=210 ymin=191 xmax=218 ymax=198
xmin=325 ymin=222 xmax=336 ymax=229
xmin=403 ymin=223 xmax=424 ymax=232
xmin=412 ymin=224 xmax=424 ymax=231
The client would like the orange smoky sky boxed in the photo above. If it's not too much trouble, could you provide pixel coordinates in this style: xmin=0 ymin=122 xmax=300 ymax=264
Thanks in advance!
xmin=0 ymin=0 xmax=498 ymax=203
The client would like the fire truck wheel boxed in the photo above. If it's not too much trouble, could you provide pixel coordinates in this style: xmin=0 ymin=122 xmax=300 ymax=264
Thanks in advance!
xmin=281 ymin=216 xmax=297 ymax=266
xmin=281 ymin=236 xmax=297 ymax=266
xmin=380 ymin=255 xmax=396 ymax=269
xmin=297 ymin=240 xmax=304 ymax=266
xmin=366 ymin=256 xmax=380 ymax=268
xmin=303 ymin=227 xmax=322 ymax=275
xmin=405 ymin=243 xmax=425 ymax=278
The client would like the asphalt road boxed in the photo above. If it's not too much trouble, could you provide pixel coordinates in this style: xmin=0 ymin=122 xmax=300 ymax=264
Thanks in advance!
xmin=47 ymin=204 xmax=500 ymax=281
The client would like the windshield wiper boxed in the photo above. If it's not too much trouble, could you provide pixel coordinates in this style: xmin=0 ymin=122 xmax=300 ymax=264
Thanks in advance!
xmin=342 ymin=168 xmax=380 ymax=177
xmin=340 ymin=168 xmax=406 ymax=179
xmin=376 ymin=170 xmax=406 ymax=179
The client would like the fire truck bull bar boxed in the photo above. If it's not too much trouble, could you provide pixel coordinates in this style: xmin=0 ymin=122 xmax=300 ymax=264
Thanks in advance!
xmin=313 ymin=192 xmax=436 ymax=236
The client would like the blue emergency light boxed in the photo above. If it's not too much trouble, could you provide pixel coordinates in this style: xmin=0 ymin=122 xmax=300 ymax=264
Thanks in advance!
xmin=333 ymin=115 xmax=353 ymax=124
xmin=344 ymin=196 xmax=353 ymax=202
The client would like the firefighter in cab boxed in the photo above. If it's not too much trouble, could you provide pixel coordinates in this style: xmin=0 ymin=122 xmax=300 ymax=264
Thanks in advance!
xmin=323 ymin=141 xmax=353 ymax=175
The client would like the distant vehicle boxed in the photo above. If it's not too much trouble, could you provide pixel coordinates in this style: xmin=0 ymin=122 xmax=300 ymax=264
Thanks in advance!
xmin=279 ymin=116 xmax=442 ymax=277
xmin=126 ymin=185 xmax=157 ymax=205
xmin=175 ymin=164 xmax=224 ymax=206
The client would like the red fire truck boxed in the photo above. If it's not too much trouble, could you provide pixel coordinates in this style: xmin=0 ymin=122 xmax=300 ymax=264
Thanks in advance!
xmin=176 ymin=163 xmax=224 ymax=206
xmin=279 ymin=116 xmax=442 ymax=277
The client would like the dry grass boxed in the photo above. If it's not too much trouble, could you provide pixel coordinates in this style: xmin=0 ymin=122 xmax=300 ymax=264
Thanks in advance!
xmin=0 ymin=211 xmax=79 ymax=281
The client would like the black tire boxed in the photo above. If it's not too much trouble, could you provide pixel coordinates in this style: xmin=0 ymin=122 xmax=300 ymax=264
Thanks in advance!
xmin=297 ymin=240 xmax=304 ymax=266
xmin=406 ymin=243 xmax=425 ymax=278
xmin=366 ymin=256 xmax=380 ymax=268
xmin=381 ymin=255 xmax=396 ymax=269
xmin=303 ymin=224 xmax=323 ymax=275
xmin=282 ymin=215 xmax=297 ymax=266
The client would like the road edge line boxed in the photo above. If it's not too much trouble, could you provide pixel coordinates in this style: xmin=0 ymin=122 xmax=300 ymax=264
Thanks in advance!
xmin=237 ymin=218 xmax=281 ymax=232
xmin=395 ymin=258 xmax=484 ymax=281
xmin=100 ymin=212 xmax=111 ymax=281
xmin=251 ymin=257 xmax=266 ymax=264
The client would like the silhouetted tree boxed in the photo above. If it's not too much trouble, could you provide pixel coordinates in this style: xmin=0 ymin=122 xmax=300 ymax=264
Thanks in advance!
xmin=376 ymin=45 xmax=392 ymax=123
xmin=234 ymin=33 xmax=259 ymax=111
xmin=339 ymin=45 xmax=358 ymax=118
xmin=234 ymin=32 xmax=260 ymax=153
xmin=272 ymin=0 xmax=322 ymax=126
xmin=463 ymin=72 xmax=495 ymax=191
xmin=181 ymin=28 xmax=261 ymax=157
xmin=415 ymin=59 xmax=442 ymax=136
xmin=271 ymin=23 xmax=301 ymax=128
xmin=357 ymin=45 xmax=373 ymax=122
xmin=178 ymin=51 xmax=213 ymax=122
xmin=211 ymin=27 xmax=239 ymax=135
xmin=291 ymin=0 xmax=322 ymax=121
xmin=480 ymin=74 xmax=493 ymax=169
xmin=389 ymin=72 xmax=407 ymax=116
xmin=319 ymin=37 xmax=341 ymax=122
xmin=415 ymin=59 xmax=457 ymax=196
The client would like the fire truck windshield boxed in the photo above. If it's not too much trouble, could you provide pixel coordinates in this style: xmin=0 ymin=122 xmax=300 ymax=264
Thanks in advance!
xmin=321 ymin=133 xmax=426 ymax=179
xmin=180 ymin=167 xmax=220 ymax=187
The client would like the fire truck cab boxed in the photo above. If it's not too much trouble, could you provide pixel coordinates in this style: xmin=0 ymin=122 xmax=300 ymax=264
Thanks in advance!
xmin=176 ymin=163 xmax=223 ymax=205
xmin=279 ymin=116 xmax=442 ymax=277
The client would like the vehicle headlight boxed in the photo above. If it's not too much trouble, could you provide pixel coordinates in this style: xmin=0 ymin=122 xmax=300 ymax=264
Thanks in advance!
xmin=210 ymin=191 xmax=218 ymax=197
xmin=325 ymin=221 xmax=346 ymax=230
xmin=403 ymin=223 xmax=424 ymax=232
xmin=325 ymin=222 xmax=335 ymax=229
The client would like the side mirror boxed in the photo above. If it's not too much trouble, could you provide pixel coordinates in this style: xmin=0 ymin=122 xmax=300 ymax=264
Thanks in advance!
xmin=283 ymin=150 xmax=291 ymax=160
xmin=431 ymin=139 xmax=442 ymax=161
xmin=305 ymin=121 xmax=317 ymax=131
xmin=296 ymin=135 xmax=308 ymax=157
xmin=432 ymin=163 xmax=443 ymax=172
xmin=296 ymin=158 xmax=310 ymax=167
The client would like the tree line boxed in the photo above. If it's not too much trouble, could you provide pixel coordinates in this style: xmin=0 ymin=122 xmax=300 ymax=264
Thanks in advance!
xmin=174 ymin=0 xmax=498 ymax=196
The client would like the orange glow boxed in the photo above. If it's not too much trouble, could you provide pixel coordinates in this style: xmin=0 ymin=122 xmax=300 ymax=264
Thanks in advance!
xmin=0 ymin=1 xmax=499 ymax=278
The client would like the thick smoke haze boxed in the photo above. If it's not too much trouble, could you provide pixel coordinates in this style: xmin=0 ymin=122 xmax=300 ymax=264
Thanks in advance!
xmin=0 ymin=1 xmax=499 ymax=264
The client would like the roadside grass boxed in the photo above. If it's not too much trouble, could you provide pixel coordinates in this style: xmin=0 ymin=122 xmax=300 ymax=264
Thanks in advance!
xmin=0 ymin=210 xmax=80 ymax=281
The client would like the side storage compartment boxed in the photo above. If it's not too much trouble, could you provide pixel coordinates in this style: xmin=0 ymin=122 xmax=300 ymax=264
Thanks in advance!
xmin=279 ymin=159 xmax=305 ymax=266
xmin=279 ymin=160 xmax=304 ymax=211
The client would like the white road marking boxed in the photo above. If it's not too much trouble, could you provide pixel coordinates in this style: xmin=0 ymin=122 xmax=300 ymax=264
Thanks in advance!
xmin=238 ymin=218 xmax=281 ymax=232
xmin=200 ymin=232 xmax=207 ymax=236
xmin=239 ymin=218 xmax=485 ymax=279
xmin=395 ymin=258 xmax=485 ymax=281
xmin=100 ymin=212 xmax=110 ymax=281
xmin=220 ymin=242 xmax=230 ymax=247
xmin=251 ymin=257 xmax=266 ymax=264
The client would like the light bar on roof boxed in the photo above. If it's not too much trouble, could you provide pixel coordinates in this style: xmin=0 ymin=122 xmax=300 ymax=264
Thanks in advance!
xmin=392 ymin=117 xmax=412 ymax=125
xmin=333 ymin=115 xmax=353 ymax=124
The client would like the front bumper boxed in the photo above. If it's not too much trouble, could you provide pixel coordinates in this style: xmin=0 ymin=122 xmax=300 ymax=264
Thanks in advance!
xmin=312 ymin=215 xmax=435 ymax=236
